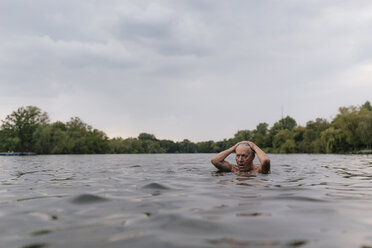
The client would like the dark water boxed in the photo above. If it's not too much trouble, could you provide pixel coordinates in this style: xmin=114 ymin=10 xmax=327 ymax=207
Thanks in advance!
xmin=0 ymin=154 xmax=372 ymax=248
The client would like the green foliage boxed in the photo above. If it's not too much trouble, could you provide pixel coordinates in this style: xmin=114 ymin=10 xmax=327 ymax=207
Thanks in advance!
xmin=196 ymin=141 xmax=218 ymax=153
xmin=1 ymin=101 xmax=370 ymax=154
xmin=332 ymin=102 xmax=372 ymax=151
xmin=159 ymin=139 xmax=178 ymax=153
xmin=300 ymin=118 xmax=331 ymax=153
xmin=141 ymin=139 xmax=165 ymax=153
xmin=1 ymin=106 xmax=49 ymax=152
xmin=356 ymin=109 xmax=372 ymax=148
xmin=280 ymin=139 xmax=296 ymax=153
xmin=270 ymin=116 xmax=297 ymax=136
xmin=272 ymin=129 xmax=294 ymax=152
xmin=252 ymin=122 xmax=271 ymax=148
xmin=361 ymin=101 xmax=372 ymax=111
xmin=177 ymin=139 xmax=197 ymax=153
xmin=138 ymin=133 xmax=157 ymax=141
xmin=320 ymin=127 xmax=346 ymax=153
xmin=233 ymin=130 xmax=253 ymax=143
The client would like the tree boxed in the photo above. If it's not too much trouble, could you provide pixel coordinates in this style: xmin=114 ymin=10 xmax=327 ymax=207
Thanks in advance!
xmin=86 ymin=129 xmax=110 ymax=154
xmin=272 ymin=129 xmax=295 ymax=153
xmin=2 ymin=102 xmax=370 ymax=154
xmin=254 ymin=122 xmax=269 ymax=135
xmin=138 ymin=133 xmax=157 ymax=141
xmin=332 ymin=106 xmax=361 ymax=151
xmin=196 ymin=141 xmax=218 ymax=153
xmin=178 ymin=139 xmax=197 ymax=153
xmin=159 ymin=139 xmax=178 ymax=153
xmin=121 ymin=138 xmax=144 ymax=153
xmin=320 ymin=127 xmax=346 ymax=153
xmin=296 ymin=118 xmax=330 ymax=153
xmin=49 ymin=122 xmax=70 ymax=154
xmin=268 ymin=116 xmax=297 ymax=148
xmin=252 ymin=122 xmax=270 ymax=148
xmin=355 ymin=101 xmax=372 ymax=149
xmin=361 ymin=101 xmax=372 ymax=111
xmin=233 ymin=130 xmax=253 ymax=143
xmin=355 ymin=110 xmax=372 ymax=149
xmin=270 ymin=116 xmax=297 ymax=134
xmin=293 ymin=126 xmax=306 ymax=152
xmin=33 ymin=124 xmax=53 ymax=154
xmin=110 ymin=137 xmax=125 ymax=153
xmin=141 ymin=140 xmax=165 ymax=153
xmin=280 ymin=139 xmax=296 ymax=153
xmin=214 ymin=138 xmax=235 ymax=152
xmin=0 ymin=130 xmax=5 ymax=151
xmin=1 ymin=106 xmax=49 ymax=152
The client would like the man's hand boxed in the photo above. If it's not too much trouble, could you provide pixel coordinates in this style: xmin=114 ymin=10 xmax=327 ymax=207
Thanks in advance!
xmin=247 ymin=141 xmax=256 ymax=152
xmin=235 ymin=140 xmax=255 ymax=152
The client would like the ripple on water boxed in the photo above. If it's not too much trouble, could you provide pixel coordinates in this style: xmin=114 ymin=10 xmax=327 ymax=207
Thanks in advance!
xmin=20 ymin=243 xmax=49 ymax=248
xmin=30 ymin=229 xmax=52 ymax=236
xmin=26 ymin=211 xmax=58 ymax=221
xmin=153 ymin=213 xmax=219 ymax=234
xmin=70 ymin=194 xmax=110 ymax=204
xmin=236 ymin=212 xmax=271 ymax=217
xmin=50 ymin=177 xmax=74 ymax=181
xmin=266 ymin=195 xmax=327 ymax=202
xmin=207 ymin=238 xmax=308 ymax=247
xmin=142 ymin=182 xmax=170 ymax=190
xmin=13 ymin=169 xmax=52 ymax=178
xmin=2 ymin=154 xmax=372 ymax=248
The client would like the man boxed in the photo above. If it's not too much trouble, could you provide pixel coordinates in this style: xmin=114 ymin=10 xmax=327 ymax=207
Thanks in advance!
xmin=211 ymin=141 xmax=270 ymax=174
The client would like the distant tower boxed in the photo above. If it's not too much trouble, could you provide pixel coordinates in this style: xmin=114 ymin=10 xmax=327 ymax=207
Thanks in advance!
xmin=281 ymin=105 xmax=284 ymax=119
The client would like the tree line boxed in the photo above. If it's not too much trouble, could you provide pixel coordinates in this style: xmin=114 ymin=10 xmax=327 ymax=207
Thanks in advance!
xmin=0 ymin=101 xmax=371 ymax=154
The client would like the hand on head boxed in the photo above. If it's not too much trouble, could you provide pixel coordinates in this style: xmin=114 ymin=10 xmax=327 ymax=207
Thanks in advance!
xmin=236 ymin=141 xmax=256 ymax=153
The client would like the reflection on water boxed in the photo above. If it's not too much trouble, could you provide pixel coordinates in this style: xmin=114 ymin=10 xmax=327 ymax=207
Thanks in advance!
xmin=0 ymin=154 xmax=371 ymax=247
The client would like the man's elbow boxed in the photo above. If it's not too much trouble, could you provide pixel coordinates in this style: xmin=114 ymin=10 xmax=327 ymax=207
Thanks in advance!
xmin=211 ymin=159 xmax=226 ymax=171
xmin=261 ymin=159 xmax=271 ymax=173
xmin=211 ymin=158 xmax=218 ymax=166
xmin=263 ymin=158 xmax=270 ymax=165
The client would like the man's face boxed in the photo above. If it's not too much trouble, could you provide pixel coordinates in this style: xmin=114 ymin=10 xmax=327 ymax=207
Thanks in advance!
xmin=235 ymin=145 xmax=252 ymax=167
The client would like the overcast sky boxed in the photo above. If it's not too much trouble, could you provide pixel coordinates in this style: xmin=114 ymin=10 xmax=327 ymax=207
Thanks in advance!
xmin=1 ymin=0 xmax=371 ymax=142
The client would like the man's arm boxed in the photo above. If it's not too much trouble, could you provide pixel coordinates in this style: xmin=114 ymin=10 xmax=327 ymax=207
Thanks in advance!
xmin=210 ymin=142 xmax=240 ymax=172
xmin=248 ymin=141 xmax=271 ymax=174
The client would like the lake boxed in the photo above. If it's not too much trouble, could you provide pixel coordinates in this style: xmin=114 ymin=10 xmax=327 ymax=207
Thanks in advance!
xmin=0 ymin=154 xmax=371 ymax=248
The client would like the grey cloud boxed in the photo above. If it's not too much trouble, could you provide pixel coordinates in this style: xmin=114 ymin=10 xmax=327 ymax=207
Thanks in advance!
xmin=113 ymin=7 xmax=214 ymax=56
xmin=1 ymin=0 xmax=372 ymax=141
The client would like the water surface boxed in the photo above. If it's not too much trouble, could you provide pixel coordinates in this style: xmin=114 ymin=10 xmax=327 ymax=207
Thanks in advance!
xmin=0 ymin=154 xmax=371 ymax=248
